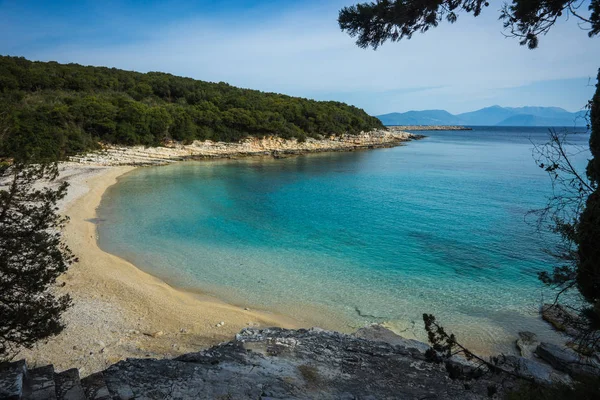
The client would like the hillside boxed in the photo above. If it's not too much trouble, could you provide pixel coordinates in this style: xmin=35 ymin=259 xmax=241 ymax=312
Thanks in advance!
xmin=377 ymin=105 xmax=588 ymax=127
xmin=456 ymin=105 xmax=517 ymax=125
xmin=0 ymin=56 xmax=383 ymax=161
xmin=375 ymin=110 xmax=463 ymax=126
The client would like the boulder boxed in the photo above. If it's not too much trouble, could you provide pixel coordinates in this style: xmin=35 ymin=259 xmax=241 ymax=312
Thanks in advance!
xmin=536 ymin=342 xmax=600 ymax=379
xmin=497 ymin=355 xmax=571 ymax=385
xmin=541 ymin=304 xmax=580 ymax=337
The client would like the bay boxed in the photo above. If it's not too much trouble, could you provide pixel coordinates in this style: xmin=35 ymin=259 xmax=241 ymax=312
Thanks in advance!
xmin=97 ymin=126 xmax=590 ymax=354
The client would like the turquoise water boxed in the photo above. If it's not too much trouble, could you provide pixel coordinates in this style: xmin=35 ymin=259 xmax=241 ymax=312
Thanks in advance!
xmin=97 ymin=127 xmax=590 ymax=354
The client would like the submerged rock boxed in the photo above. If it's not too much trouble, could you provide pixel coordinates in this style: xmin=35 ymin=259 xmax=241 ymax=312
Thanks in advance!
xmin=516 ymin=331 xmax=539 ymax=359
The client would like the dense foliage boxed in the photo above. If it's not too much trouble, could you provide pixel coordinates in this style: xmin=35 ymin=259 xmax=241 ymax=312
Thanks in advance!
xmin=0 ymin=55 xmax=383 ymax=161
xmin=339 ymin=0 xmax=599 ymax=50
xmin=577 ymin=70 xmax=600 ymax=332
xmin=0 ymin=163 xmax=74 ymax=360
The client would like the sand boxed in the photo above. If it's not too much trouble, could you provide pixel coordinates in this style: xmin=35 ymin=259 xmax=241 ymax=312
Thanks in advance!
xmin=17 ymin=163 xmax=301 ymax=376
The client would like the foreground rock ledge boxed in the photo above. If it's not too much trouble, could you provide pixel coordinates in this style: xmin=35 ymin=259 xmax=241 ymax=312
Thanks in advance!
xmin=104 ymin=328 xmax=514 ymax=399
xmin=5 ymin=327 xmax=586 ymax=399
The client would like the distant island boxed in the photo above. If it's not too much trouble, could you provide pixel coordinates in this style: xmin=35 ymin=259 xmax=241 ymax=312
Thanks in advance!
xmin=376 ymin=105 xmax=588 ymax=127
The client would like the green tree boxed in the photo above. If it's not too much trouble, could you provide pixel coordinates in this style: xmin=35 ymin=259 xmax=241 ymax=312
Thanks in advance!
xmin=0 ymin=162 xmax=75 ymax=360
xmin=577 ymin=73 xmax=600 ymax=333
xmin=147 ymin=107 xmax=173 ymax=139
xmin=339 ymin=1 xmax=599 ymax=50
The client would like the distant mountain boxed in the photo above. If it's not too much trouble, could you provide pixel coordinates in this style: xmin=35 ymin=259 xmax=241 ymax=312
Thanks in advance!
xmin=375 ymin=110 xmax=463 ymax=126
xmin=376 ymin=106 xmax=587 ymax=127
xmin=456 ymin=106 xmax=516 ymax=125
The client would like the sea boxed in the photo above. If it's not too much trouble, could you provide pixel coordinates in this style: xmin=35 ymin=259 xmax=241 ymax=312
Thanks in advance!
xmin=96 ymin=126 xmax=591 ymax=354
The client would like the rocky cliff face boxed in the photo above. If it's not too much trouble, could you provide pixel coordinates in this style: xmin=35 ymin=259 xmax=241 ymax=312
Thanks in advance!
xmin=69 ymin=129 xmax=418 ymax=166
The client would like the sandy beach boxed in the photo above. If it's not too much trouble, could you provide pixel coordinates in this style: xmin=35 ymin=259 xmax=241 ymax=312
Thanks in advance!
xmin=17 ymin=163 xmax=301 ymax=376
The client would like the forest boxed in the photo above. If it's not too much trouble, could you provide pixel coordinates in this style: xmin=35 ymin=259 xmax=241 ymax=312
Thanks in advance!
xmin=0 ymin=55 xmax=383 ymax=161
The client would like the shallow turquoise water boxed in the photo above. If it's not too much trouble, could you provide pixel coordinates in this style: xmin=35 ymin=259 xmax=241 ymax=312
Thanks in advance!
xmin=97 ymin=127 xmax=590 ymax=354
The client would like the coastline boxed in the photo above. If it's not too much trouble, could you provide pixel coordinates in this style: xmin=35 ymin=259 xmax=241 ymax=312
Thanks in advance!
xmin=69 ymin=129 xmax=418 ymax=166
xmin=389 ymin=125 xmax=472 ymax=131
xmin=17 ymin=163 xmax=303 ymax=376
xmin=16 ymin=132 xmax=425 ymax=374
xmin=12 ymin=133 xmax=567 ymax=375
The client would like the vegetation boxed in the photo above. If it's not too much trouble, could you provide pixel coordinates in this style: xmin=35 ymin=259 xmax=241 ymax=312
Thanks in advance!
xmin=578 ymin=72 xmax=600 ymax=336
xmin=0 ymin=163 xmax=74 ymax=361
xmin=424 ymin=313 xmax=600 ymax=398
xmin=338 ymin=0 xmax=599 ymax=50
xmin=0 ymin=55 xmax=383 ymax=162
xmin=532 ymin=99 xmax=599 ymax=350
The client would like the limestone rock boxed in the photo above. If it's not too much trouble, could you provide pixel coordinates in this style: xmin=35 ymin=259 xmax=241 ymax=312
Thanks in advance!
xmin=353 ymin=323 xmax=431 ymax=354
xmin=541 ymin=304 xmax=580 ymax=337
xmin=497 ymin=355 xmax=571 ymax=385
xmin=4 ymin=328 xmax=594 ymax=399
xmin=536 ymin=342 xmax=600 ymax=379
xmin=68 ymin=129 xmax=419 ymax=166
xmin=0 ymin=360 xmax=26 ymax=400
xmin=26 ymin=365 xmax=57 ymax=400
xmin=80 ymin=372 xmax=111 ymax=400
xmin=102 ymin=327 xmax=513 ymax=399
xmin=54 ymin=368 xmax=86 ymax=400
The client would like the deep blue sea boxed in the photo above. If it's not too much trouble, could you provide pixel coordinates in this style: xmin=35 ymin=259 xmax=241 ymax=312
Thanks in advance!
xmin=97 ymin=126 xmax=591 ymax=354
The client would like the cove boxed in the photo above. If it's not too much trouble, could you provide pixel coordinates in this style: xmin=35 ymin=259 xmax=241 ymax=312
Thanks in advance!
xmin=96 ymin=127 xmax=589 ymax=354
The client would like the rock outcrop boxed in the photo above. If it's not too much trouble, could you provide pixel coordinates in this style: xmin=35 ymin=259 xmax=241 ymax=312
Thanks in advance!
xmin=388 ymin=126 xmax=472 ymax=131
xmin=68 ymin=129 xmax=419 ymax=166
xmin=4 ymin=327 xmax=594 ymax=399
xmin=541 ymin=304 xmax=581 ymax=337
xmin=103 ymin=327 xmax=508 ymax=399
xmin=0 ymin=327 xmax=503 ymax=399
xmin=535 ymin=342 xmax=600 ymax=380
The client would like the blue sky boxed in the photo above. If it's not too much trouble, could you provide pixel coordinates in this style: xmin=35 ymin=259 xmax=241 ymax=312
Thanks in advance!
xmin=1 ymin=0 xmax=599 ymax=114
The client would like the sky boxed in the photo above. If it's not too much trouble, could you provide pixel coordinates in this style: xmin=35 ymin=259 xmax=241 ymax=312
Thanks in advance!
xmin=1 ymin=0 xmax=599 ymax=115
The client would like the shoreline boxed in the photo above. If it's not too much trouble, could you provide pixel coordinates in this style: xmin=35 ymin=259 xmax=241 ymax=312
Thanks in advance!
xmin=18 ymin=163 xmax=305 ymax=376
xmin=386 ymin=125 xmax=472 ymax=131
xmin=69 ymin=129 xmax=419 ymax=166
xmin=17 ymin=132 xmax=421 ymax=375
